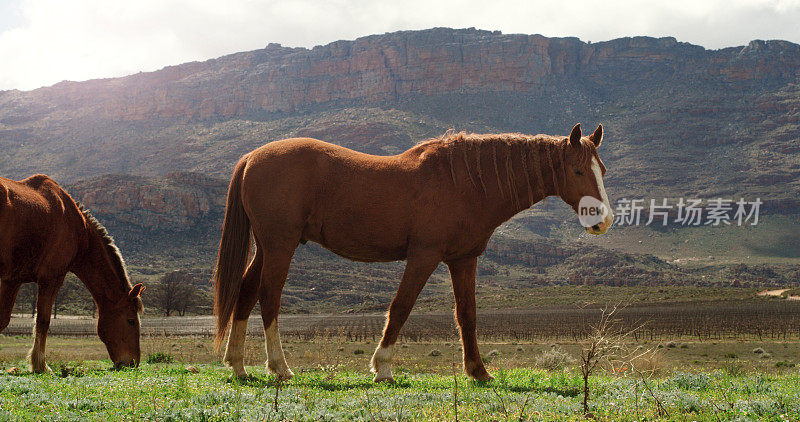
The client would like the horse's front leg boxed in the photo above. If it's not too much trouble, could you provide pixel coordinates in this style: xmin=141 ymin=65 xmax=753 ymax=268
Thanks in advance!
xmin=371 ymin=255 xmax=439 ymax=383
xmin=447 ymin=257 xmax=493 ymax=381
xmin=0 ymin=279 xmax=22 ymax=333
xmin=29 ymin=277 xmax=64 ymax=373
xmin=223 ymin=250 xmax=263 ymax=378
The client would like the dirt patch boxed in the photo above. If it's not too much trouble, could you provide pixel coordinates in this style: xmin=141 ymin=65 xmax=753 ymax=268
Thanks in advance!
xmin=758 ymin=289 xmax=791 ymax=297
xmin=758 ymin=289 xmax=800 ymax=300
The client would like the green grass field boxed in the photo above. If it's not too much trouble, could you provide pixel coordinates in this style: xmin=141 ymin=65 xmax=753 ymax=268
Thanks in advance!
xmin=1 ymin=361 xmax=799 ymax=421
xmin=2 ymin=335 xmax=800 ymax=421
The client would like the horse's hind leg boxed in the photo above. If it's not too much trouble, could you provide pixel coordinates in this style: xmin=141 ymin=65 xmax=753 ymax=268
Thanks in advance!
xmin=371 ymin=255 xmax=439 ymax=383
xmin=448 ymin=257 xmax=493 ymax=382
xmin=29 ymin=276 xmax=64 ymax=373
xmin=223 ymin=249 xmax=263 ymax=377
xmin=258 ymin=246 xmax=295 ymax=381
xmin=0 ymin=280 xmax=22 ymax=332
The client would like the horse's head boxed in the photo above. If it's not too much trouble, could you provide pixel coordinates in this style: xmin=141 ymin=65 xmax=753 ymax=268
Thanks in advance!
xmin=97 ymin=283 xmax=144 ymax=368
xmin=558 ymin=123 xmax=614 ymax=235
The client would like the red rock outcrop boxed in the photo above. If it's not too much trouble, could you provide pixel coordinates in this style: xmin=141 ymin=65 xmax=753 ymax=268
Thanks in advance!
xmin=67 ymin=173 xmax=227 ymax=230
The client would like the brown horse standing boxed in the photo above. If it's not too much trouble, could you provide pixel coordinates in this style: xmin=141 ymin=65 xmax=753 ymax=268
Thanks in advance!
xmin=0 ymin=174 xmax=144 ymax=372
xmin=214 ymin=123 xmax=613 ymax=382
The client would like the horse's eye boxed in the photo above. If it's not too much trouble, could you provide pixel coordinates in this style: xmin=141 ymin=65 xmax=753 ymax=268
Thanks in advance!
xmin=575 ymin=170 xmax=584 ymax=176
xmin=127 ymin=319 xmax=137 ymax=326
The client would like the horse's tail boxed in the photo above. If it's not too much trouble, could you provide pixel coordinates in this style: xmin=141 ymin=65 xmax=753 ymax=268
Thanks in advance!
xmin=213 ymin=156 xmax=251 ymax=350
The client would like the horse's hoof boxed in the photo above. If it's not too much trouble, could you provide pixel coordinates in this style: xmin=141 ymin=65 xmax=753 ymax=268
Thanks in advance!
xmin=476 ymin=373 xmax=495 ymax=382
xmin=373 ymin=374 xmax=395 ymax=383
xmin=276 ymin=369 xmax=294 ymax=381
xmin=471 ymin=370 xmax=494 ymax=382
xmin=31 ymin=364 xmax=52 ymax=374
xmin=268 ymin=360 xmax=294 ymax=381
xmin=225 ymin=360 xmax=247 ymax=378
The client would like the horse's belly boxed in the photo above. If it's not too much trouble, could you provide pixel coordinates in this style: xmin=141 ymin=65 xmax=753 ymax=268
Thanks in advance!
xmin=320 ymin=241 xmax=407 ymax=263
xmin=302 ymin=218 xmax=408 ymax=263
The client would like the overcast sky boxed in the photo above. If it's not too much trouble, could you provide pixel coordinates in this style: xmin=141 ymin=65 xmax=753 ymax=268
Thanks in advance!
xmin=2 ymin=0 xmax=800 ymax=91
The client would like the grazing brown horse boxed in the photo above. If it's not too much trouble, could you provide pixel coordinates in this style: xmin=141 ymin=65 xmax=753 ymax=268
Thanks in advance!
xmin=0 ymin=174 xmax=144 ymax=372
xmin=214 ymin=123 xmax=613 ymax=382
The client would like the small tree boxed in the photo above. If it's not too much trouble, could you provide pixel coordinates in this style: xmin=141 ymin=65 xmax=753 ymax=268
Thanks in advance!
xmin=175 ymin=285 xmax=205 ymax=317
xmin=15 ymin=283 xmax=37 ymax=317
xmin=53 ymin=276 xmax=86 ymax=318
xmin=151 ymin=271 xmax=198 ymax=317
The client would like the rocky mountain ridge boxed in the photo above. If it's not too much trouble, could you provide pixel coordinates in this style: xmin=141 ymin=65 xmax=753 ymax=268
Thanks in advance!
xmin=2 ymin=29 xmax=798 ymax=122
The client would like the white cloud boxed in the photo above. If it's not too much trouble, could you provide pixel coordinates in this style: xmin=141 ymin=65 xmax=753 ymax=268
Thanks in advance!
xmin=1 ymin=0 xmax=799 ymax=91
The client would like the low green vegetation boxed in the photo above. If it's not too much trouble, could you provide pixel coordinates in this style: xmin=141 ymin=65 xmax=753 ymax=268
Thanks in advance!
xmin=146 ymin=352 xmax=175 ymax=364
xmin=2 ymin=334 xmax=800 ymax=421
xmin=2 ymin=336 xmax=799 ymax=376
xmin=1 ymin=362 xmax=799 ymax=421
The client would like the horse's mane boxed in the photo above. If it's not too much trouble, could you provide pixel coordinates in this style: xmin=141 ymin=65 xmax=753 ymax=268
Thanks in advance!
xmin=76 ymin=203 xmax=140 ymax=310
xmin=418 ymin=132 xmax=595 ymax=207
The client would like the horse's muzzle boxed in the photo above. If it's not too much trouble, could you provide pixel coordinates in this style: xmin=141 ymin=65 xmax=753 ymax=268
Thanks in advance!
xmin=585 ymin=217 xmax=612 ymax=235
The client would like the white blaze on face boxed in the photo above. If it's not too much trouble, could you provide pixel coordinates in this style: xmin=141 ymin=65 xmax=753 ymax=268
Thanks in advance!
xmin=590 ymin=157 xmax=614 ymax=226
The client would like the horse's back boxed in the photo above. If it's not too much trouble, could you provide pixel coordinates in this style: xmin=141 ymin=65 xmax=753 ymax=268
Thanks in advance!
xmin=0 ymin=175 xmax=83 ymax=281
xmin=249 ymin=137 xmax=397 ymax=167
xmin=248 ymin=137 xmax=428 ymax=199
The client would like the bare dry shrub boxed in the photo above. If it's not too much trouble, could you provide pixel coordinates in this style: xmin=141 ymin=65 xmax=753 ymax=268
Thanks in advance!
xmin=534 ymin=346 xmax=576 ymax=371
xmin=579 ymin=306 xmax=659 ymax=418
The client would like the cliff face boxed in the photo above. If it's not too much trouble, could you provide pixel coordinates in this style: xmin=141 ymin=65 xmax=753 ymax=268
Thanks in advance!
xmin=2 ymin=29 xmax=798 ymax=122
xmin=67 ymin=173 xmax=226 ymax=231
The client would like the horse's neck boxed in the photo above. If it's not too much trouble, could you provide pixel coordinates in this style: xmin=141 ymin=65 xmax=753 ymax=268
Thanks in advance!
xmin=70 ymin=229 xmax=128 ymax=309
xmin=473 ymin=139 xmax=562 ymax=224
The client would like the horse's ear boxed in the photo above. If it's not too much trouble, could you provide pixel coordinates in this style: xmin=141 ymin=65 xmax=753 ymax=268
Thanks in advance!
xmin=589 ymin=124 xmax=603 ymax=147
xmin=569 ymin=123 xmax=582 ymax=147
xmin=129 ymin=283 xmax=145 ymax=299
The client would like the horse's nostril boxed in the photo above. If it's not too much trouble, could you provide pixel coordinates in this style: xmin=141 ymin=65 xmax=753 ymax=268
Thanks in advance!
xmin=592 ymin=224 xmax=600 ymax=231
